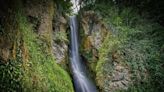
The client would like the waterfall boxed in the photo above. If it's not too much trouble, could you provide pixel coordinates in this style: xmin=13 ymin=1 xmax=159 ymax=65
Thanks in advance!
xmin=69 ymin=16 xmax=97 ymax=92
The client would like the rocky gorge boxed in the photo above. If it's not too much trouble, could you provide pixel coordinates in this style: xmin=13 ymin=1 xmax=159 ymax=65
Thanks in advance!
xmin=0 ymin=0 xmax=164 ymax=92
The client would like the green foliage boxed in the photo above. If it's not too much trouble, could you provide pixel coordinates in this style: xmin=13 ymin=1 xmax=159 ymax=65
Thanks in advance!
xmin=96 ymin=34 xmax=120 ymax=84
xmin=0 ymin=0 xmax=74 ymax=91
xmin=0 ymin=1 xmax=23 ymax=91
xmin=88 ymin=2 xmax=164 ymax=92
xmin=53 ymin=31 xmax=69 ymax=43
xmin=17 ymin=11 xmax=74 ymax=92
xmin=55 ymin=0 xmax=73 ymax=14
xmin=0 ymin=60 xmax=23 ymax=92
xmin=83 ymin=50 xmax=93 ymax=62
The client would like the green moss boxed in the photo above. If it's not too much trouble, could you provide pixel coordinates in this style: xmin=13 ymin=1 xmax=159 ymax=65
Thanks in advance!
xmin=0 ymin=0 xmax=74 ymax=92
xmin=83 ymin=2 xmax=164 ymax=92
xmin=0 ymin=0 xmax=74 ymax=91
xmin=96 ymin=34 xmax=120 ymax=90
xmin=53 ymin=31 xmax=69 ymax=44
xmin=16 ymin=10 xmax=74 ymax=92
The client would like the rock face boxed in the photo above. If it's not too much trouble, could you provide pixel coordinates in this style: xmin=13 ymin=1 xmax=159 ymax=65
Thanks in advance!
xmin=25 ymin=0 xmax=54 ymax=33
xmin=53 ymin=42 xmax=68 ymax=63
xmin=96 ymin=51 xmax=132 ymax=92
xmin=25 ymin=0 xmax=69 ymax=64
xmin=81 ymin=11 xmax=108 ymax=49
xmin=0 ymin=0 xmax=17 ymax=63
xmin=24 ymin=1 xmax=74 ymax=91
xmin=80 ymin=11 xmax=108 ymax=62
xmin=52 ymin=13 xmax=69 ymax=64
xmin=79 ymin=11 xmax=132 ymax=92
xmin=0 ymin=37 xmax=11 ymax=63
xmin=24 ymin=0 xmax=54 ymax=53
xmin=0 ymin=0 xmax=74 ymax=91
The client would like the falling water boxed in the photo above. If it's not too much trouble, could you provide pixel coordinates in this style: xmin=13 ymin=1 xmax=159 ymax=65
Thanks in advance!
xmin=69 ymin=16 xmax=97 ymax=92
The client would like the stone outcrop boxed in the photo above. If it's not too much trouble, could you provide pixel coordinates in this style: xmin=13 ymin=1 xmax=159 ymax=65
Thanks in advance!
xmin=79 ymin=11 xmax=133 ymax=92
xmin=96 ymin=50 xmax=132 ymax=92
xmin=24 ymin=0 xmax=55 ymax=53
xmin=52 ymin=13 xmax=69 ymax=64
xmin=25 ymin=0 xmax=69 ymax=64
xmin=81 ymin=11 xmax=108 ymax=49
xmin=0 ymin=0 xmax=74 ymax=91
xmin=80 ymin=11 xmax=108 ymax=62
xmin=0 ymin=36 xmax=12 ymax=63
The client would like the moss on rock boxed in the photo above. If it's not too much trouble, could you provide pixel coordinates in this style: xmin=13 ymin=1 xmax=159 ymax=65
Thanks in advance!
xmin=0 ymin=0 xmax=74 ymax=92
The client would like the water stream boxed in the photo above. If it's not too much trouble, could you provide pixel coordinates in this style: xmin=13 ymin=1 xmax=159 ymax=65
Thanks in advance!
xmin=69 ymin=16 xmax=97 ymax=92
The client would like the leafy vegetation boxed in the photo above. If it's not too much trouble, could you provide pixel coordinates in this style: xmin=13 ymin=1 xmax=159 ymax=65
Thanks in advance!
xmin=98 ymin=4 xmax=163 ymax=91
xmin=80 ymin=1 xmax=164 ymax=92
xmin=0 ymin=0 xmax=163 ymax=92
xmin=55 ymin=0 xmax=73 ymax=14
xmin=18 ymin=13 xmax=73 ymax=92
xmin=81 ymin=0 xmax=164 ymax=25
xmin=0 ymin=60 xmax=23 ymax=91
xmin=0 ymin=0 xmax=74 ymax=92
xmin=53 ymin=31 xmax=69 ymax=43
